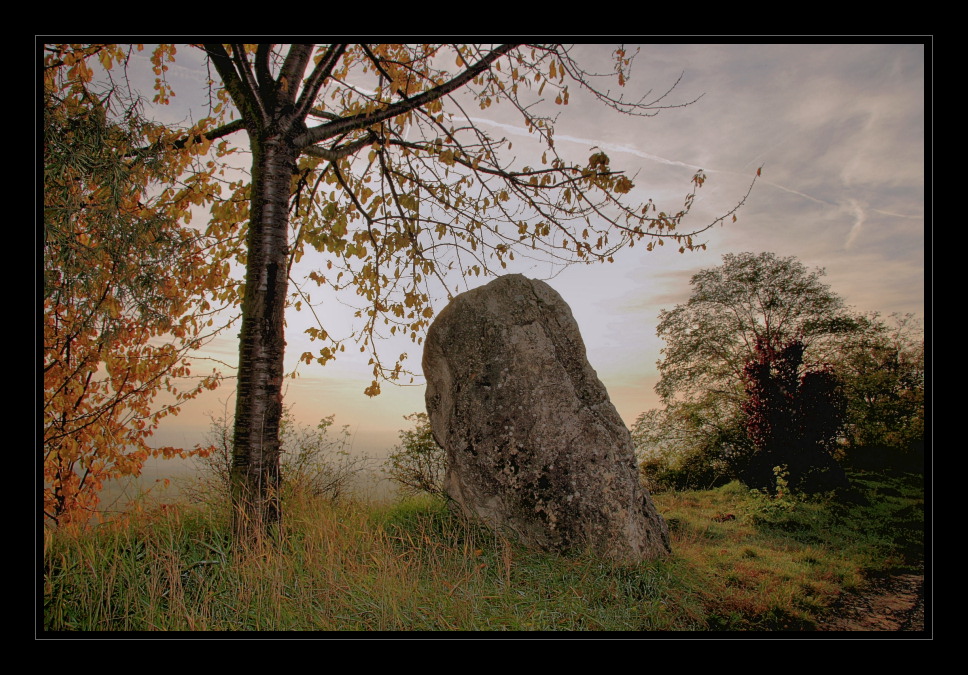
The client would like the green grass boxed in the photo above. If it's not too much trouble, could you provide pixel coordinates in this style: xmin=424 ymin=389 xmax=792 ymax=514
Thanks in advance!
xmin=41 ymin=469 xmax=923 ymax=632
xmin=651 ymin=470 xmax=924 ymax=630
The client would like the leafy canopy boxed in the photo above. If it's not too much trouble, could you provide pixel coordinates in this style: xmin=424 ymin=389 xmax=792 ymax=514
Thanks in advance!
xmin=656 ymin=251 xmax=857 ymax=405
xmin=42 ymin=45 xmax=237 ymax=524
xmin=50 ymin=44 xmax=756 ymax=395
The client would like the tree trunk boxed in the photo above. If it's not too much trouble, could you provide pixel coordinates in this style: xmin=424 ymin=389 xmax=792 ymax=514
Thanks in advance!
xmin=231 ymin=132 xmax=296 ymax=543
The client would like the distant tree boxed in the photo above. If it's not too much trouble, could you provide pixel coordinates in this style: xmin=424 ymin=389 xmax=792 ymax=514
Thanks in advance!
xmin=383 ymin=413 xmax=445 ymax=497
xmin=656 ymin=252 xmax=860 ymax=407
xmin=643 ymin=253 xmax=923 ymax=485
xmin=641 ymin=253 xmax=860 ymax=486
xmin=739 ymin=337 xmax=849 ymax=494
xmin=836 ymin=313 xmax=925 ymax=470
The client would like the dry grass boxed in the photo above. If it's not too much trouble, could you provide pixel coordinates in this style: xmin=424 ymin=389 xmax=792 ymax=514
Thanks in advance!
xmin=42 ymin=470 xmax=923 ymax=632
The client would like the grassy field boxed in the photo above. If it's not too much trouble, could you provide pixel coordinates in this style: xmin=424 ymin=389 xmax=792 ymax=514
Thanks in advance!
xmin=41 ymin=469 xmax=923 ymax=632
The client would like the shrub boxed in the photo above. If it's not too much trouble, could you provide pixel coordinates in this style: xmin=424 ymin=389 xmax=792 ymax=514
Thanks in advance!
xmin=632 ymin=404 xmax=741 ymax=492
xmin=189 ymin=405 xmax=369 ymax=504
xmin=383 ymin=413 xmax=446 ymax=497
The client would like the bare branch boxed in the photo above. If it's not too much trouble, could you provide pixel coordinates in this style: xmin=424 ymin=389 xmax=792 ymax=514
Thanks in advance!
xmin=278 ymin=43 xmax=315 ymax=107
xmin=294 ymin=44 xmax=519 ymax=149
xmin=294 ymin=45 xmax=348 ymax=121
xmin=230 ymin=43 xmax=269 ymax=122
xmin=254 ymin=44 xmax=275 ymax=101
xmin=202 ymin=43 xmax=267 ymax=127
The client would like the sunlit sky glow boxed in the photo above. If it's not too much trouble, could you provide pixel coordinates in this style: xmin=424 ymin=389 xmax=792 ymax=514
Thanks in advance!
xmin=127 ymin=43 xmax=925 ymax=460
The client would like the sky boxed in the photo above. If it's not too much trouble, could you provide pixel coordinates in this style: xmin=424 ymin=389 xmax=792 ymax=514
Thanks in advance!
xmin=134 ymin=43 xmax=926 ymax=465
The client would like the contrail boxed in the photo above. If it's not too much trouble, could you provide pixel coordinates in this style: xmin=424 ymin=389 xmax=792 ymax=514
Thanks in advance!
xmin=466 ymin=116 xmax=922 ymax=222
xmin=468 ymin=116 xmax=704 ymax=172
xmin=468 ymin=116 xmax=827 ymax=203
xmin=870 ymin=208 xmax=922 ymax=220
xmin=762 ymin=181 xmax=834 ymax=206
xmin=845 ymin=199 xmax=865 ymax=249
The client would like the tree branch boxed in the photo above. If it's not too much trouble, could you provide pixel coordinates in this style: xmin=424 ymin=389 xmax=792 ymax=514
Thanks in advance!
xmin=278 ymin=44 xmax=315 ymax=107
xmin=230 ymin=43 xmax=269 ymax=123
xmin=294 ymin=44 xmax=347 ymax=122
xmin=294 ymin=44 xmax=520 ymax=149
xmin=202 ymin=43 xmax=267 ymax=128
xmin=254 ymin=44 xmax=275 ymax=103
xmin=170 ymin=119 xmax=246 ymax=151
xmin=300 ymin=133 xmax=377 ymax=161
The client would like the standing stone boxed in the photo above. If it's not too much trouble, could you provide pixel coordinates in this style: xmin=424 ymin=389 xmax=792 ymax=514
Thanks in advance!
xmin=423 ymin=274 xmax=670 ymax=560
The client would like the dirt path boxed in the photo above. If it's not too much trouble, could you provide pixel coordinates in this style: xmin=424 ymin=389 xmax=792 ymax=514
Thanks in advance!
xmin=816 ymin=573 xmax=925 ymax=632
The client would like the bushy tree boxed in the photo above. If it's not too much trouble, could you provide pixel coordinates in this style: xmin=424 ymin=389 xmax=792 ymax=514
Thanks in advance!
xmin=641 ymin=253 xmax=923 ymax=485
xmin=738 ymin=337 xmax=849 ymax=494
xmin=836 ymin=313 xmax=924 ymax=470
xmin=42 ymin=50 xmax=235 ymax=525
xmin=631 ymin=400 xmax=740 ymax=491
xmin=383 ymin=413 xmax=445 ymax=497
xmin=639 ymin=252 xmax=859 ymax=489
xmin=656 ymin=252 xmax=859 ymax=407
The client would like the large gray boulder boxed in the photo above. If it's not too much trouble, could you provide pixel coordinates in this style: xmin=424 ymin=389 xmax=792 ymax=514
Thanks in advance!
xmin=423 ymin=274 xmax=670 ymax=560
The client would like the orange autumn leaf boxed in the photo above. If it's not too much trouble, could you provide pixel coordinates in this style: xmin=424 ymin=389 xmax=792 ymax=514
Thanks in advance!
xmin=43 ymin=45 xmax=237 ymax=526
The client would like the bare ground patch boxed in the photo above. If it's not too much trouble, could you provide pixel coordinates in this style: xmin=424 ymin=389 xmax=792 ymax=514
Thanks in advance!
xmin=816 ymin=573 xmax=925 ymax=633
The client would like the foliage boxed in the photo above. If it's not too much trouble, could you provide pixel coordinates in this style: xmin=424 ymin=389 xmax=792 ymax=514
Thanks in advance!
xmin=632 ymin=403 xmax=739 ymax=492
xmin=45 ymin=44 xmax=757 ymax=540
xmin=641 ymin=252 xmax=923 ymax=488
xmin=836 ymin=313 xmax=925 ymax=469
xmin=746 ymin=465 xmax=800 ymax=520
xmin=737 ymin=337 xmax=849 ymax=494
xmin=384 ymin=412 xmax=446 ymax=497
xmin=190 ymin=406 xmax=369 ymax=504
xmin=655 ymin=252 xmax=859 ymax=407
xmin=42 ymin=47 xmax=236 ymax=525
xmin=641 ymin=253 xmax=924 ymax=491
